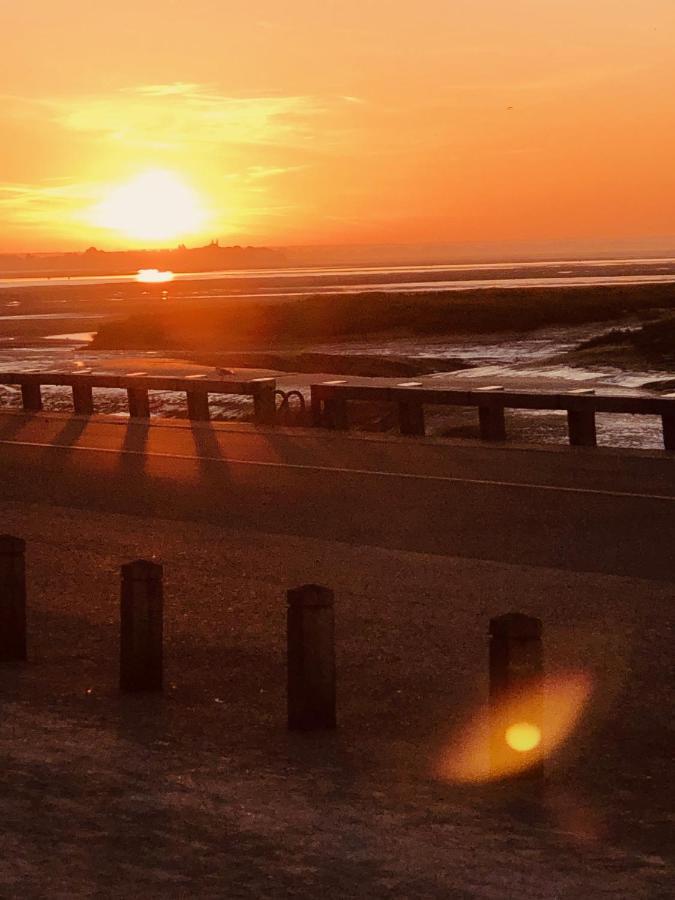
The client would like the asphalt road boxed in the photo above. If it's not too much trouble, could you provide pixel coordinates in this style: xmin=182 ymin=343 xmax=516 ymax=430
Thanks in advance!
xmin=0 ymin=411 xmax=673 ymax=580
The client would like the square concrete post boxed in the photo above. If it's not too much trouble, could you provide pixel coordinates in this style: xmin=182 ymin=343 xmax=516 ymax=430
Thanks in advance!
xmin=21 ymin=384 xmax=42 ymax=412
xmin=479 ymin=405 xmax=506 ymax=441
xmin=398 ymin=399 xmax=425 ymax=436
xmin=120 ymin=560 xmax=163 ymax=692
xmin=252 ymin=380 xmax=277 ymax=426
xmin=287 ymin=584 xmax=336 ymax=730
xmin=0 ymin=536 xmax=27 ymax=661
xmin=127 ymin=387 xmax=150 ymax=419
xmin=186 ymin=390 xmax=210 ymax=422
xmin=72 ymin=383 xmax=94 ymax=415
xmin=567 ymin=409 xmax=597 ymax=447
xmin=489 ymin=613 xmax=543 ymax=778
xmin=662 ymin=414 xmax=675 ymax=452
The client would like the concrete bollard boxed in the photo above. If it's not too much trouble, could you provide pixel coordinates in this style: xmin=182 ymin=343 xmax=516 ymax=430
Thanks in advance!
xmin=186 ymin=390 xmax=210 ymax=422
xmin=0 ymin=535 xmax=27 ymax=661
xmin=120 ymin=560 xmax=163 ymax=692
xmin=287 ymin=584 xmax=336 ymax=730
xmin=479 ymin=405 xmax=507 ymax=441
xmin=489 ymin=612 xmax=543 ymax=778
xmin=21 ymin=384 xmax=42 ymax=413
xmin=72 ymin=382 xmax=94 ymax=415
xmin=567 ymin=409 xmax=597 ymax=447
xmin=127 ymin=387 xmax=150 ymax=419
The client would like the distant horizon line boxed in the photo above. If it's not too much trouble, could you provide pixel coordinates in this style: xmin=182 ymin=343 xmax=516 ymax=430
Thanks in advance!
xmin=3 ymin=235 xmax=675 ymax=261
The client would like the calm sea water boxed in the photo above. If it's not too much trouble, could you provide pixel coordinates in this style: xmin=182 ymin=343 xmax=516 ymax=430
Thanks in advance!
xmin=3 ymin=255 xmax=675 ymax=293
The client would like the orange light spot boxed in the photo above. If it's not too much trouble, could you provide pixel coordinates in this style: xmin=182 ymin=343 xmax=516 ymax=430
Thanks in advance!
xmin=505 ymin=721 xmax=541 ymax=753
xmin=435 ymin=671 xmax=592 ymax=784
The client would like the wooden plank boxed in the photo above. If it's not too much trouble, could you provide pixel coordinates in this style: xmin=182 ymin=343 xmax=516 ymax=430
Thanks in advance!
xmin=314 ymin=382 xmax=675 ymax=416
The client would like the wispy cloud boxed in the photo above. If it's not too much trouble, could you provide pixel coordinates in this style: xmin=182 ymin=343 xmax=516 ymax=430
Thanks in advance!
xmin=0 ymin=180 xmax=95 ymax=228
xmin=0 ymin=85 xmax=361 ymax=240
xmin=45 ymin=83 xmax=336 ymax=151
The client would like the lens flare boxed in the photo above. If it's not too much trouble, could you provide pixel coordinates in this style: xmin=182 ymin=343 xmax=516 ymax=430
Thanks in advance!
xmin=435 ymin=671 xmax=592 ymax=783
xmin=505 ymin=721 xmax=542 ymax=753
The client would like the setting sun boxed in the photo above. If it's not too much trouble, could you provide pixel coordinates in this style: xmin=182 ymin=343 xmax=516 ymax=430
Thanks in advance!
xmin=88 ymin=170 xmax=208 ymax=242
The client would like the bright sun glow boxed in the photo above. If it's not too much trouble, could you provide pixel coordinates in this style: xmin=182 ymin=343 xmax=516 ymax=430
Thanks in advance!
xmin=136 ymin=268 xmax=174 ymax=284
xmin=89 ymin=170 xmax=208 ymax=241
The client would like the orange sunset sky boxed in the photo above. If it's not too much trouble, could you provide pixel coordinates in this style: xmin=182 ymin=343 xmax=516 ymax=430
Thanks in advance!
xmin=1 ymin=0 xmax=674 ymax=253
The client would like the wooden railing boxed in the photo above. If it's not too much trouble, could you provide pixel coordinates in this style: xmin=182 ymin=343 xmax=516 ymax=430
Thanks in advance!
xmin=3 ymin=370 xmax=674 ymax=451
xmin=0 ymin=372 xmax=277 ymax=425
xmin=310 ymin=380 xmax=675 ymax=451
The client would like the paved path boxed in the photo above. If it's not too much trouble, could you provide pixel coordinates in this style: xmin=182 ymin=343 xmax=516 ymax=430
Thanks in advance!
xmin=0 ymin=412 xmax=672 ymax=896
xmin=0 ymin=411 xmax=672 ymax=580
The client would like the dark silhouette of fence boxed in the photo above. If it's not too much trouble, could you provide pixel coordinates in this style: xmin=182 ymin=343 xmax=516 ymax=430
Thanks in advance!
xmin=0 ymin=372 xmax=277 ymax=425
xmin=311 ymin=380 xmax=675 ymax=450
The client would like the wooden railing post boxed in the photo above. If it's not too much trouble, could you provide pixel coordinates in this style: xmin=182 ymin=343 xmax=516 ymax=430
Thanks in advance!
xmin=127 ymin=387 xmax=150 ymax=419
xmin=0 ymin=535 xmax=27 ymax=661
xmin=120 ymin=560 xmax=163 ymax=692
xmin=489 ymin=613 xmax=543 ymax=778
xmin=287 ymin=584 xmax=336 ymax=730
xmin=21 ymin=384 xmax=42 ymax=413
xmin=479 ymin=405 xmax=506 ymax=441
xmin=324 ymin=397 xmax=348 ymax=430
xmin=72 ymin=382 xmax=94 ymax=415
xmin=310 ymin=386 xmax=324 ymax=427
xmin=663 ymin=412 xmax=675 ymax=452
xmin=567 ymin=409 xmax=597 ymax=447
xmin=397 ymin=383 xmax=425 ymax=436
xmin=252 ymin=379 xmax=277 ymax=426
xmin=186 ymin=390 xmax=210 ymax=422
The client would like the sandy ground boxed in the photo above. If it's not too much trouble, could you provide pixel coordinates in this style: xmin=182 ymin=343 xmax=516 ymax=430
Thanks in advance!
xmin=0 ymin=499 xmax=672 ymax=898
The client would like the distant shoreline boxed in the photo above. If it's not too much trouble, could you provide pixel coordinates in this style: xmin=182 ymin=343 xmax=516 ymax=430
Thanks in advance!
xmin=85 ymin=282 xmax=675 ymax=379
xmin=90 ymin=281 xmax=674 ymax=343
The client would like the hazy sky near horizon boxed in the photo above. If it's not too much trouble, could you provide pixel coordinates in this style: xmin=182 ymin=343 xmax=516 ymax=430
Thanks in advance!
xmin=1 ymin=0 xmax=674 ymax=251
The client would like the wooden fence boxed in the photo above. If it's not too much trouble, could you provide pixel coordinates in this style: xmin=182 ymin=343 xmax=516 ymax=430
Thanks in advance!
xmin=310 ymin=380 xmax=675 ymax=450
xmin=2 ymin=370 xmax=674 ymax=450
xmin=0 ymin=372 xmax=277 ymax=425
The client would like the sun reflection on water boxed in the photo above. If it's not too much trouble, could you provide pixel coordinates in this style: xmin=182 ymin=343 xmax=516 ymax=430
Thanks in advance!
xmin=136 ymin=269 xmax=174 ymax=284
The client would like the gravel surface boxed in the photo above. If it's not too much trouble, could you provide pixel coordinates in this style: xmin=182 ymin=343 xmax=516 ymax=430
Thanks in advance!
xmin=0 ymin=500 xmax=672 ymax=898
